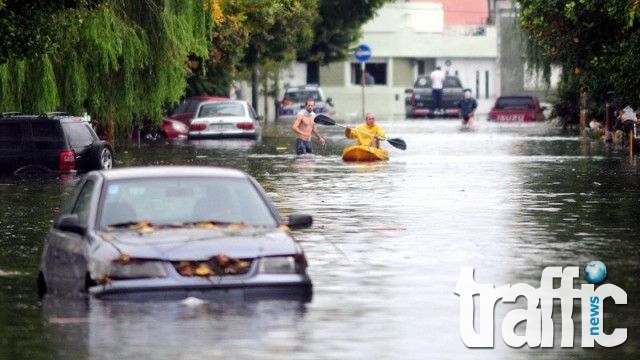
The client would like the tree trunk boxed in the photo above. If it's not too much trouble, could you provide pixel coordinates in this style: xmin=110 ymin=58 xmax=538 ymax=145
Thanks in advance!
xmin=105 ymin=117 xmax=115 ymax=148
xmin=273 ymin=71 xmax=280 ymax=123
xmin=251 ymin=69 xmax=259 ymax=114
xmin=263 ymin=72 xmax=269 ymax=122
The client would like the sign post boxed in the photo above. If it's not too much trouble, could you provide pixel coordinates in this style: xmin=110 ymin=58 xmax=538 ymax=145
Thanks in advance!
xmin=355 ymin=44 xmax=372 ymax=118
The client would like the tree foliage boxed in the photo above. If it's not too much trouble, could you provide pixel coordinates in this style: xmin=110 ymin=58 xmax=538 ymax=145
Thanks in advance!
xmin=299 ymin=0 xmax=393 ymax=64
xmin=517 ymin=0 xmax=640 ymax=124
xmin=0 ymin=0 xmax=391 ymax=137
xmin=0 ymin=0 xmax=210 ymax=141
xmin=0 ymin=0 xmax=104 ymax=63
xmin=187 ymin=0 xmax=317 ymax=98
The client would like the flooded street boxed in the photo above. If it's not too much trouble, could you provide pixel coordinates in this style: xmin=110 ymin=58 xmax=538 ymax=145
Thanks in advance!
xmin=1 ymin=117 xmax=639 ymax=359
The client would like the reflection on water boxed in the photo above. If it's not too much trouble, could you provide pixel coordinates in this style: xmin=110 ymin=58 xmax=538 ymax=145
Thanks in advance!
xmin=41 ymin=296 xmax=307 ymax=359
xmin=0 ymin=118 xmax=639 ymax=359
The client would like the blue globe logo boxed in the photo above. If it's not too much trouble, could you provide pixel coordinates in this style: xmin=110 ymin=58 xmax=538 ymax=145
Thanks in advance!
xmin=584 ymin=261 xmax=607 ymax=284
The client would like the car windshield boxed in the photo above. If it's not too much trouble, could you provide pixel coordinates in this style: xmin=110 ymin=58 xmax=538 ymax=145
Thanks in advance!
xmin=197 ymin=102 xmax=245 ymax=117
xmin=283 ymin=90 xmax=322 ymax=103
xmin=495 ymin=97 xmax=535 ymax=110
xmin=99 ymin=177 xmax=277 ymax=229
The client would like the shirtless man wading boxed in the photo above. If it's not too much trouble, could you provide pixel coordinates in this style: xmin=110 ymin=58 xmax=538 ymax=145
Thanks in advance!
xmin=291 ymin=98 xmax=325 ymax=155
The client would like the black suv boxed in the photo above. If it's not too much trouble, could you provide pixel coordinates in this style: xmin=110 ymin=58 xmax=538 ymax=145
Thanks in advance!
xmin=0 ymin=114 xmax=113 ymax=176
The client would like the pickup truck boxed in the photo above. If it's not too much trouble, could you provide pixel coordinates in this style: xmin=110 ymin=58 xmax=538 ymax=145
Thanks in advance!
xmin=405 ymin=75 xmax=464 ymax=118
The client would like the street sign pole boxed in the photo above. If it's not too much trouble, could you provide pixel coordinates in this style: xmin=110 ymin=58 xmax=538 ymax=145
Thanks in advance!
xmin=354 ymin=44 xmax=372 ymax=119
xmin=361 ymin=61 xmax=365 ymax=118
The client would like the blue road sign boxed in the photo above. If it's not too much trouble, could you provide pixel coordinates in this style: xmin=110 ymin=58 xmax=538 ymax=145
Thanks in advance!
xmin=355 ymin=44 xmax=372 ymax=62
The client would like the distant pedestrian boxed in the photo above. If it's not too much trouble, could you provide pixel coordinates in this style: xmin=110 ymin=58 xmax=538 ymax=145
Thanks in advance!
xmin=456 ymin=89 xmax=477 ymax=128
xmin=364 ymin=71 xmax=375 ymax=85
xmin=430 ymin=66 xmax=445 ymax=115
xmin=291 ymin=98 xmax=325 ymax=155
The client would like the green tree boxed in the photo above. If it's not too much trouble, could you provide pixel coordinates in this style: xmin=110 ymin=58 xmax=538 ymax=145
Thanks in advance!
xmin=0 ymin=0 xmax=210 ymax=142
xmin=298 ymin=0 xmax=392 ymax=64
xmin=0 ymin=0 xmax=103 ymax=63
xmin=187 ymin=0 xmax=317 ymax=113
xmin=517 ymin=0 xmax=640 ymax=124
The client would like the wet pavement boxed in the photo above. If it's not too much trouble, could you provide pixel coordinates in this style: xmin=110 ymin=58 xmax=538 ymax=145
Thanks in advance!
xmin=0 ymin=117 xmax=639 ymax=359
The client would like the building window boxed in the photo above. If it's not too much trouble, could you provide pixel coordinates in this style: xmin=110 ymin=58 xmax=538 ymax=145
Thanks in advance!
xmin=351 ymin=63 xmax=387 ymax=85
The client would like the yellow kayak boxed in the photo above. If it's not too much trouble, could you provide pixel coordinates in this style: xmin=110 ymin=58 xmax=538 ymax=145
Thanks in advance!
xmin=342 ymin=145 xmax=389 ymax=161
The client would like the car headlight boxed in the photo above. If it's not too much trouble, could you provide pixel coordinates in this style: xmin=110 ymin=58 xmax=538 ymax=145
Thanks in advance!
xmin=97 ymin=260 xmax=168 ymax=281
xmin=259 ymin=255 xmax=307 ymax=274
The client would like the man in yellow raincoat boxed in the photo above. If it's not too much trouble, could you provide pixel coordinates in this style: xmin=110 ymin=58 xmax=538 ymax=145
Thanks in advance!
xmin=345 ymin=112 xmax=385 ymax=148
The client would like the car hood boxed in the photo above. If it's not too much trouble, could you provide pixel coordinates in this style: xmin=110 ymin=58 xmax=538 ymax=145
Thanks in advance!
xmin=97 ymin=227 xmax=298 ymax=260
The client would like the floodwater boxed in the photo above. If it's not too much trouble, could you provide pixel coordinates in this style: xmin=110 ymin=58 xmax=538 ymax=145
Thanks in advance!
xmin=0 ymin=117 xmax=639 ymax=359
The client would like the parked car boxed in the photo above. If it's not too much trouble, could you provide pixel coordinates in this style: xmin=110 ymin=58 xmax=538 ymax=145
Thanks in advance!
xmin=405 ymin=75 xmax=464 ymax=118
xmin=168 ymin=96 xmax=230 ymax=125
xmin=488 ymin=95 xmax=546 ymax=122
xmin=0 ymin=114 xmax=113 ymax=176
xmin=137 ymin=117 xmax=189 ymax=141
xmin=277 ymin=84 xmax=334 ymax=121
xmin=188 ymin=100 xmax=262 ymax=139
xmin=36 ymin=166 xmax=313 ymax=301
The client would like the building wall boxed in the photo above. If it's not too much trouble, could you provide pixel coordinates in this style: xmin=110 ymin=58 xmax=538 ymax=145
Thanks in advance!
xmin=279 ymin=63 xmax=307 ymax=88
xmin=410 ymin=0 xmax=488 ymax=26
xmin=319 ymin=62 xmax=346 ymax=87
xmin=496 ymin=7 xmax=524 ymax=95
xmin=436 ymin=58 xmax=496 ymax=99
xmin=393 ymin=58 xmax=414 ymax=87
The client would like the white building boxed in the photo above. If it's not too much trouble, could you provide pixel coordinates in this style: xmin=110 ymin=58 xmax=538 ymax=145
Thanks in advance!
xmin=278 ymin=1 xmax=497 ymax=118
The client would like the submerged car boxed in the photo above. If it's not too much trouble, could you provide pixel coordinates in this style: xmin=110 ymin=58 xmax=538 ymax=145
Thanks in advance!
xmin=488 ymin=95 xmax=546 ymax=122
xmin=137 ymin=117 xmax=189 ymax=141
xmin=37 ymin=166 xmax=313 ymax=301
xmin=188 ymin=100 xmax=262 ymax=139
xmin=277 ymin=84 xmax=334 ymax=121
xmin=0 ymin=113 xmax=113 ymax=176
xmin=168 ymin=96 xmax=229 ymax=125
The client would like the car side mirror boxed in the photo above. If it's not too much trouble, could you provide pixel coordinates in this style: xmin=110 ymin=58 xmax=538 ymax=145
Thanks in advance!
xmin=326 ymin=97 xmax=334 ymax=106
xmin=287 ymin=213 xmax=313 ymax=230
xmin=256 ymin=115 xmax=264 ymax=121
xmin=55 ymin=214 xmax=86 ymax=235
xmin=404 ymin=88 xmax=413 ymax=94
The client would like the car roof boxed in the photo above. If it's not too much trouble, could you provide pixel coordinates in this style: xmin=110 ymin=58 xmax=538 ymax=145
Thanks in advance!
xmin=188 ymin=96 xmax=230 ymax=101
xmin=497 ymin=95 xmax=538 ymax=100
xmin=198 ymin=100 xmax=246 ymax=106
xmin=285 ymin=85 xmax=320 ymax=92
xmin=0 ymin=114 xmax=85 ymax=123
xmin=96 ymin=166 xmax=248 ymax=181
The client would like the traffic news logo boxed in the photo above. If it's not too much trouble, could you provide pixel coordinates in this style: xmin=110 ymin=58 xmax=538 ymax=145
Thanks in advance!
xmin=453 ymin=264 xmax=627 ymax=348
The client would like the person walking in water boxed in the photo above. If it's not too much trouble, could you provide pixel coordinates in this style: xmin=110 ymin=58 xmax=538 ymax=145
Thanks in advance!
xmin=291 ymin=98 xmax=325 ymax=155
xmin=456 ymin=89 xmax=478 ymax=128
xmin=345 ymin=112 xmax=385 ymax=148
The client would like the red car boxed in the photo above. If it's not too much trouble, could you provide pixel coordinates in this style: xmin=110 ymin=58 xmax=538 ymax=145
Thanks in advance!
xmin=168 ymin=96 xmax=230 ymax=125
xmin=488 ymin=96 xmax=546 ymax=122
xmin=137 ymin=96 xmax=230 ymax=140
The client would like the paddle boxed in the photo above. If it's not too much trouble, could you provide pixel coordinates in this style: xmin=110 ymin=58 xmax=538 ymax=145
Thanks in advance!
xmin=314 ymin=114 xmax=407 ymax=150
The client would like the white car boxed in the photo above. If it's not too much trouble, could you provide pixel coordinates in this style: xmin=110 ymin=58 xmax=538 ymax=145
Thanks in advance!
xmin=188 ymin=100 xmax=262 ymax=139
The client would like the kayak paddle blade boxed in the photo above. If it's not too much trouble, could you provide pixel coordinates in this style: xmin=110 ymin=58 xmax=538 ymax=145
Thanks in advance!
xmin=387 ymin=138 xmax=407 ymax=150
xmin=314 ymin=114 xmax=336 ymax=126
